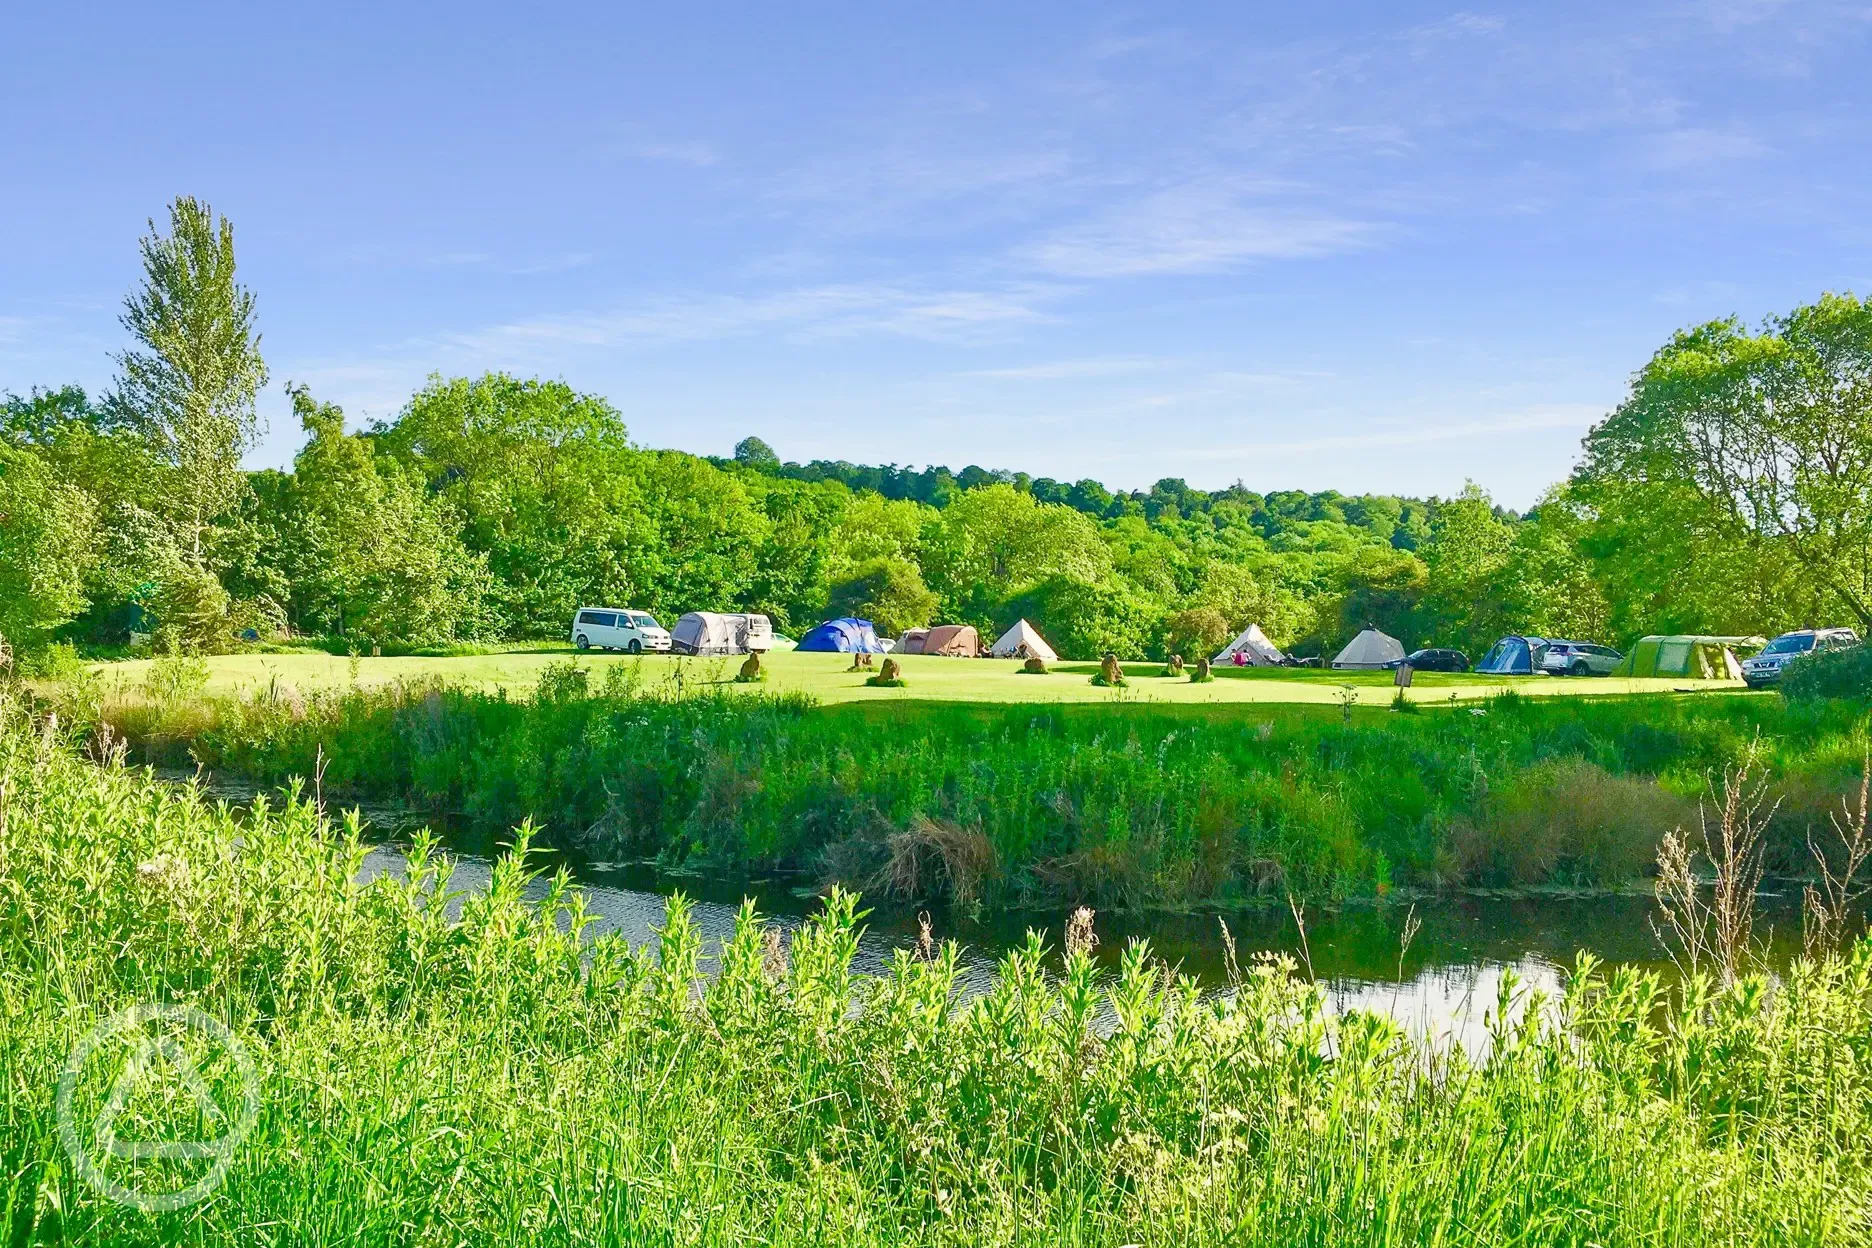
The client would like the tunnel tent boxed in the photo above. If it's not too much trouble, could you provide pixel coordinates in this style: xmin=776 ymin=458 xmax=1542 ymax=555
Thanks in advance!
xmin=672 ymin=612 xmax=773 ymax=656
xmin=1212 ymin=623 xmax=1286 ymax=667
xmin=918 ymin=624 xmax=982 ymax=657
xmin=1474 ymin=635 xmax=1551 ymax=676
xmin=1611 ymin=635 xmax=1764 ymax=679
xmin=797 ymin=617 xmax=884 ymax=653
xmin=990 ymin=619 xmax=1058 ymax=662
xmin=1330 ymin=627 xmax=1405 ymax=670
xmin=896 ymin=628 xmax=931 ymax=655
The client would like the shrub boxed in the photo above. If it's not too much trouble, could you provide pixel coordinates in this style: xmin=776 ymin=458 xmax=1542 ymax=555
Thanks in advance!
xmin=16 ymin=640 xmax=85 ymax=682
xmin=824 ymin=558 xmax=937 ymax=638
xmin=154 ymin=563 xmax=233 ymax=655
xmin=1446 ymin=758 xmax=1692 ymax=886
xmin=1781 ymin=644 xmax=1872 ymax=703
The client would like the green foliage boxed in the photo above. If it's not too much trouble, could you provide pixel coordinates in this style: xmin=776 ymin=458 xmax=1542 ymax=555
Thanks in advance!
xmin=1328 ymin=546 xmax=1428 ymax=652
xmin=277 ymin=385 xmax=490 ymax=645
xmin=0 ymin=444 xmax=96 ymax=649
xmin=1003 ymin=575 xmax=1155 ymax=660
xmin=1162 ymin=606 xmax=1229 ymax=662
xmin=1580 ymin=292 xmax=1872 ymax=632
xmin=151 ymin=562 xmax=234 ymax=654
xmin=89 ymin=679 xmax=1872 ymax=907
xmin=1780 ymin=644 xmax=1872 ymax=703
xmin=825 ymin=557 xmax=937 ymax=637
xmin=5 ymin=705 xmax=1872 ymax=1244
xmin=112 ymin=196 xmax=269 ymax=562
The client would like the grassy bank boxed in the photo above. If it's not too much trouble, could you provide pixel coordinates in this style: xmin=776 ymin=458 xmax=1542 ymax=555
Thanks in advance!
xmin=70 ymin=664 xmax=1872 ymax=908
xmin=2 ymin=700 xmax=1869 ymax=1245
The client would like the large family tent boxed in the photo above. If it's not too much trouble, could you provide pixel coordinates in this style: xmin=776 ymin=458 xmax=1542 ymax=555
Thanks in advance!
xmin=1331 ymin=627 xmax=1404 ymax=670
xmin=1212 ymin=623 xmax=1286 ymax=667
xmin=898 ymin=624 xmax=982 ymax=657
xmin=797 ymin=617 xmax=884 ymax=653
xmin=1475 ymin=635 xmax=1551 ymax=676
xmin=990 ymin=619 xmax=1058 ymax=662
xmin=1611 ymin=635 xmax=1764 ymax=680
xmin=671 ymin=612 xmax=774 ymax=656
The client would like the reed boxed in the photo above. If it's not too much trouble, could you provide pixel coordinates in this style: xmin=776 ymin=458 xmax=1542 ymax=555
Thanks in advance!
xmin=55 ymin=671 xmax=1872 ymax=908
xmin=1 ymin=697 xmax=1868 ymax=1245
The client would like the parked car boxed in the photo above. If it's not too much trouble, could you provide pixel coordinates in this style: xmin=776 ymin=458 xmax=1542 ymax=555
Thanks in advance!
xmin=1740 ymin=628 xmax=1862 ymax=688
xmin=570 ymin=607 xmax=673 ymax=653
xmin=1539 ymin=641 xmax=1623 ymax=676
xmin=1383 ymin=648 xmax=1469 ymax=673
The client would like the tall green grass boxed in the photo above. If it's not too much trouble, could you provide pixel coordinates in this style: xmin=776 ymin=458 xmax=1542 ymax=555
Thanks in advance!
xmin=1 ymin=698 xmax=1869 ymax=1244
xmin=76 ymin=670 xmax=1871 ymax=908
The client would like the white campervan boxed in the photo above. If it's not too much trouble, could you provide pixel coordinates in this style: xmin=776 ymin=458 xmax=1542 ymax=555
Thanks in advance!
xmin=570 ymin=607 xmax=673 ymax=654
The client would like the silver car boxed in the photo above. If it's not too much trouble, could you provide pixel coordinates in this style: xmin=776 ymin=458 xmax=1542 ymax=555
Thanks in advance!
xmin=1538 ymin=641 xmax=1623 ymax=676
xmin=1741 ymin=628 xmax=1862 ymax=688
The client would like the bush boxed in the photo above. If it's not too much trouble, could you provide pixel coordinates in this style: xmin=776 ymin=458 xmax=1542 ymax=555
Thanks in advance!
xmin=824 ymin=558 xmax=936 ymax=638
xmin=155 ymin=563 xmax=233 ymax=655
xmin=1781 ymin=644 xmax=1872 ymax=703
xmin=16 ymin=640 xmax=85 ymax=682
xmin=1445 ymin=758 xmax=1692 ymax=886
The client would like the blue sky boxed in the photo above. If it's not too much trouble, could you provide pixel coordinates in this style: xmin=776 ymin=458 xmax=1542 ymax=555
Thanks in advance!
xmin=3 ymin=2 xmax=1869 ymax=507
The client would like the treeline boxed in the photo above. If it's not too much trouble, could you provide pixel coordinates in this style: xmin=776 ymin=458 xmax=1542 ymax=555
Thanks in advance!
xmin=2 ymin=198 xmax=1868 ymax=665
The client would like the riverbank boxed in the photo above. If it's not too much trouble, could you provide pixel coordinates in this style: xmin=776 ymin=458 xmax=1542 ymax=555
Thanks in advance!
xmin=61 ymin=664 xmax=1872 ymax=908
xmin=3 ymin=701 xmax=1869 ymax=1245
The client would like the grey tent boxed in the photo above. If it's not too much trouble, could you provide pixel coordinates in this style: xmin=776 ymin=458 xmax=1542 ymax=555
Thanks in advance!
xmin=1212 ymin=623 xmax=1286 ymax=667
xmin=672 ymin=612 xmax=774 ymax=656
xmin=1331 ymin=627 xmax=1405 ymax=670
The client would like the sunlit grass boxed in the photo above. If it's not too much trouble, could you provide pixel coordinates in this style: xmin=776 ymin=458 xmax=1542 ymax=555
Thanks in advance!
xmin=1 ymin=697 xmax=1868 ymax=1245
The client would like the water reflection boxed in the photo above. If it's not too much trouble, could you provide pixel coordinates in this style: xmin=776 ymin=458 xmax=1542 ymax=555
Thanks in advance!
xmin=358 ymin=840 xmax=1820 ymax=1057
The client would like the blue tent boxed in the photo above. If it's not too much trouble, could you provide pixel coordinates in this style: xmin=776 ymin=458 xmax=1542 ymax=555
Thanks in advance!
xmin=1475 ymin=635 xmax=1550 ymax=675
xmin=797 ymin=617 xmax=884 ymax=653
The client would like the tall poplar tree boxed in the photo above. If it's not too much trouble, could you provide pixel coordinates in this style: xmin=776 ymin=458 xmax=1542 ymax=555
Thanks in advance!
xmin=113 ymin=196 xmax=268 ymax=563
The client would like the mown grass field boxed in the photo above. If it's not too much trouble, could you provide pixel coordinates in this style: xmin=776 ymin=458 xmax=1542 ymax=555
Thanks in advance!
xmin=83 ymin=645 xmax=1737 ymax=707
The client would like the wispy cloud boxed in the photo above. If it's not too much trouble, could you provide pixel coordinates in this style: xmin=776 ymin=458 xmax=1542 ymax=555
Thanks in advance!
xmin=1640 ymin=125 xmax=1769 ymax=170
xmin=964 ymin=355 xmax=1173 ymax=381
xmin=1022 ymin=178 xmax=1378 ymax=277
xmin=631 ymin=139 xmax=720 ymax=167
xmin=435 ymin=281 xmax=1067 ymax=358
xmin=1210 ymin=405 xmax=1600 ymax=457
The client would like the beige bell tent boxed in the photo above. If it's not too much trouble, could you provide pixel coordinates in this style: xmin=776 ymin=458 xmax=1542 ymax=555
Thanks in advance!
xmin=672 ymin=612 xmax=774 ymax=656
xmin=900 ymin=624 xmax=982 ymax=657
xmin=990 ymin=618 xmax=1058 ymax=662
xmin=1331 ymin=627 xmax=1404 ymax=670
xmin=1212 ymin=623 xmax=1286 ymax=667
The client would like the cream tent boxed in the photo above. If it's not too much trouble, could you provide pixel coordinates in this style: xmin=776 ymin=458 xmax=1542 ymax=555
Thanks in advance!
xmin=672 ymin=612 xmax=774 ymax=656
xmin=990 ymin=619 xmax=1058 ymax=662
xmin=1331 ymin=627 xmax=1404 ymax=670
xmin=1212 ymin=623 xmax=1286 ymax=667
